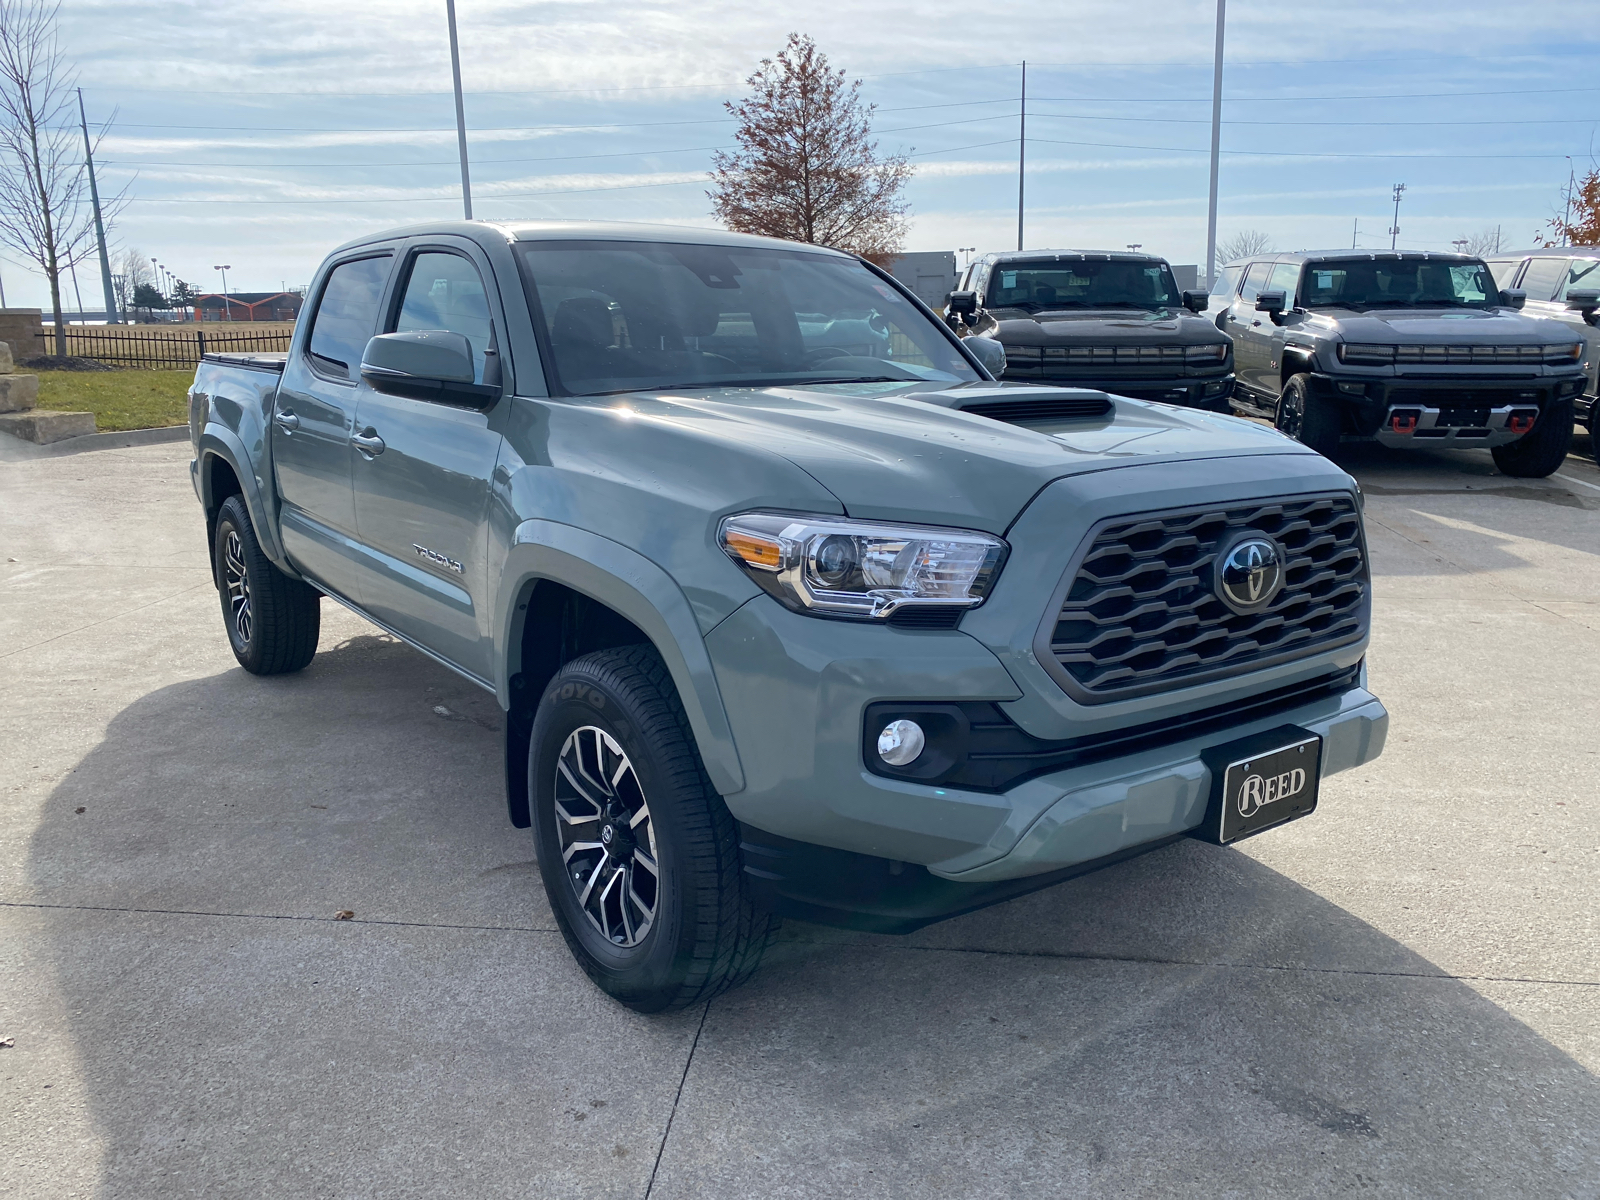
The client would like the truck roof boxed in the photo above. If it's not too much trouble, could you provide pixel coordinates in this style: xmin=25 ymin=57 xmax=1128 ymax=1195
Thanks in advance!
xmin=984 ymin=249 xmax=1168 ymax=264
xmin=1223 ymin=249 xmax=1484 ymax=267
xmin=327 ymin=219 xmax=856 ymax=259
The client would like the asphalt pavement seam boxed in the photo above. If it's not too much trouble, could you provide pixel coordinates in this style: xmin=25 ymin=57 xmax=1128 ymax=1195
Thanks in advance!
xmin=644 ymin=1001 xmax=710 ymax=1200
xmin=6 ymin=900 xmax=1595 ymax=989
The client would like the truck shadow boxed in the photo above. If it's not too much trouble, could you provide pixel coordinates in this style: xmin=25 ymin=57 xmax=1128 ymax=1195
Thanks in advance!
xmin=21 ymin=635 xmax=1600 ymax=1195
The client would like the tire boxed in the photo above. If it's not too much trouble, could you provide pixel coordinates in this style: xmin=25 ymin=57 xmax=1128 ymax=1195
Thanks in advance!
xmin=1491 ymin=398 xmax=1574 ymax=479
xmin=212 ymin=495 xmax=320 ymax=675
xmin=529 ymin=645 xmax=777 ymax=1012
xmin=1275 ymin=374 xmax=1341 ymax=458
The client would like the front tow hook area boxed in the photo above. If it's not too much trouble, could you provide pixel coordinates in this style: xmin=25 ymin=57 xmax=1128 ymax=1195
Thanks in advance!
xmin=1389 ymin=409 xmax=1421 ymax=435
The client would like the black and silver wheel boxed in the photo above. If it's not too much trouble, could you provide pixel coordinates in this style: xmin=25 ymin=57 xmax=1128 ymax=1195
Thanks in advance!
xmin=212 ymin=495 xmax=320 ymax=675
xmin=530 ymin=645 xmax=777 ymax=1012
xmin=1275 ymin=374 xmax=1341 ymax=458
xmin=554 ymin=725 xmax=659 ymax=948
xmin=1491 ymin=398 xmax=1574 ymax=478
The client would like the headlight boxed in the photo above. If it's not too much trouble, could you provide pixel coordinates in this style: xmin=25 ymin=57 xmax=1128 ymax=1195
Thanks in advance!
xmin=718 ymin=512 xmax=1008 ymax=619
xmin=1546 ymin=342 xmax=1584 ymax=364
xmin=1336 ymin=343 xmax=1395 ymax=364
xmin=1185 ymin=343 xmax=1228 ymax=364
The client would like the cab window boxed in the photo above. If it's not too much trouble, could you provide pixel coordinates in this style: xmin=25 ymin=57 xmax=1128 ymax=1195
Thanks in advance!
xmin=1485 ymin=258 xmax=1524 ymax=289
xmin=1209 ymin=264 xmax=1243 ymax=298
xmin=1237 ymin=262 xmax=1272 ymax=302
xmin=1267 ymin=262 xmax=1301 ymax=303
xmin=1557 ymin=258 xmax=1600 ymax=300
xmin=306 ymin=256 xmax=392 ymax=380
xmin=392 ymin=251 xmax=492 ymax=383
xmin=1517 ymin=257 xmax=1570 ymax=301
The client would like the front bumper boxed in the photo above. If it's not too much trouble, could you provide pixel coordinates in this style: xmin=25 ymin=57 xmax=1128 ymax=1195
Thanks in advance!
xmin=1311 ymin=370 xmax=1586 ymax=443
xmin=707 ymin=594 xmax=1386 ymax=890
xmin=997 ymin=368 xmax=1234 ymax=410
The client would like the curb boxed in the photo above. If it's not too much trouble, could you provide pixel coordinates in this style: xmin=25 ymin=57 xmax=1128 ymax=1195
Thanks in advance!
xmin=20 ymin=424 xmax=190 ymax=455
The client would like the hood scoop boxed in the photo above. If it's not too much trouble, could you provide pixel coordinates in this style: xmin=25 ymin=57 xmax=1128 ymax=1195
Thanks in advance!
xmin=904 ymin=383 xmax=1114 ymax=426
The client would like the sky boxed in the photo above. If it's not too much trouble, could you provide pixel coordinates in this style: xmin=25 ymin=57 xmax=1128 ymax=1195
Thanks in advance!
xmin=8 ymin=0 xmax=1599 ymax=308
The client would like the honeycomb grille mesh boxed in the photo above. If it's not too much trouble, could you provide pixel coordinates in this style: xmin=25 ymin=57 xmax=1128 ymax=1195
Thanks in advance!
xmin=1048 ymin=495 xmax=1367 ymax=700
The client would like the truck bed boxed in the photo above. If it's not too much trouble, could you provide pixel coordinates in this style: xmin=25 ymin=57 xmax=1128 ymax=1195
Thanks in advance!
xmin=200 ymin=351 xmax=286 ymax=373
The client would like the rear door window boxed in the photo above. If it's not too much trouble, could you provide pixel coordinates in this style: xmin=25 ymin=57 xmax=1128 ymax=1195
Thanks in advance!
xmin=307 ymin=256 xmax=392 ymax=380
xmin=1484 ymin=258 xmax=1524 ymax=289
xmin=1517 ymin=257 xmax=1570 ymax=301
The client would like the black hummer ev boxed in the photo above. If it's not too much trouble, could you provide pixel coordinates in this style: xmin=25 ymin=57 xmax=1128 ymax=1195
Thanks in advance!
xmin=1212 ymin=250 xmax=1586 ymax=477
xmin=946 ymin=250 xmax=1234 ymax=410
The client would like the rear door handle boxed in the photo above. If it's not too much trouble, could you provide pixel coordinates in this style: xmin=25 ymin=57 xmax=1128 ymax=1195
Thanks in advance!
xmin=273 ymin=409 xmax=300 ymax=431
xmin=351 ymin=429 xmax=386 ymax=457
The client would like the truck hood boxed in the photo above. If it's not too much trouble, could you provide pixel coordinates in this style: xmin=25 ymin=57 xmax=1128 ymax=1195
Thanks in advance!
xmin=991 ymin=306 xmax=1227 ymax=346
xmin=1308 ymin=306 xmax=1577 ymax=342
xmin=595 ymin=381 xmax=1319 ymax=533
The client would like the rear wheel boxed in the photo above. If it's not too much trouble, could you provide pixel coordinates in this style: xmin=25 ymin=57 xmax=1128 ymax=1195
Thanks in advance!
xmin=530 ymin=645 xmax=777 ymax=1012
xmin=1492 ymin=399 xmax=1574 ymax=478
xmin=1275 ymin=374 xmax=1342 ymax=458
xmin=212 ymin=495 xmax=320 ymax=675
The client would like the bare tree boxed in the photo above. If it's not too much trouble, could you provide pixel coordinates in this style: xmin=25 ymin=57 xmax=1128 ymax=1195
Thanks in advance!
xmin=1216 ymin=229 xmax=1273 ymax=264
xmin=709 ymin=34 xmax=910 ymax=263
xmin=1459 ymin=227 xmax=1505 ymax=257
xmin=112 ymin=244 xmax=151 ymax=317
xmin=0 ymin=0 xmax=121 ymax=352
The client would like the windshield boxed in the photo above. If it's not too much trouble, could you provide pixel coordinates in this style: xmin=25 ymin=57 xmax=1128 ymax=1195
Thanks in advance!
xmin=517 ymin=241 xmax=979 ymax=396
xmin=1300 ymin=258 xmax=1499 ymax=309
xmin=984 ymin=258 xmax=1181 ymax=310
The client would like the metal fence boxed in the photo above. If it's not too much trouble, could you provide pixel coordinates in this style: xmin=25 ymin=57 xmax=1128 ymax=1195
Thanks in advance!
xmin=33 ymin=326 xmax=292 ymax=369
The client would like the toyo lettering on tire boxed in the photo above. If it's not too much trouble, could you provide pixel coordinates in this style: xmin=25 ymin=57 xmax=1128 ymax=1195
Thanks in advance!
xmin=528 ymin=644 xmax=777 ymax=1012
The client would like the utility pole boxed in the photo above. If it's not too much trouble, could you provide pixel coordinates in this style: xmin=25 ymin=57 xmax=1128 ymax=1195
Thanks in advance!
xmin=1016 ymin=61 xmax=1026 ymax=252
xmin=77 ymin=88 xmax=119 ymax=323
xmin=1351 ymin=218 xmax=1358 ymax=249
xmin=446 ymin=0 xmax=473 ymax=220
xmin=214 ymin=265 xmax=232 ymax=321
xmin=1204 ymin=0 xmax=1226 ymax=288
xmin=1388 ymin=183 xmax=1406 ymax=250
xmin=1562 ymin=158 xmax=1574 ymax=246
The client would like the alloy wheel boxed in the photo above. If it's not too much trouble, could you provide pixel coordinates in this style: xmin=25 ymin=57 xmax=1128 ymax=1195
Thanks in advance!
xmin=554 ymin=726 xmax=658 ymax=947
xmin=222 ymin=529 xmax=252 ymax=646
xmin=1278 ymin=388 xmax=1305 ymax=441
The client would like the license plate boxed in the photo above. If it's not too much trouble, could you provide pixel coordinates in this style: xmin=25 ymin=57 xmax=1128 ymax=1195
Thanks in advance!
xmin=1197 ymin=725 xmax=1323 ymax=844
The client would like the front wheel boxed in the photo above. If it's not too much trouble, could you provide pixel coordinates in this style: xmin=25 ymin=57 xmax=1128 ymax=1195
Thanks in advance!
xmin=529 ymin=646 xmax=777 ymax=1012
xmin=212 ymin=495 xmax=320 ymax=675
xmin=1275 ymin=374 xmax=1342 ymax=458
xmin=1492 ymin=399 xmax=1574 ymax=479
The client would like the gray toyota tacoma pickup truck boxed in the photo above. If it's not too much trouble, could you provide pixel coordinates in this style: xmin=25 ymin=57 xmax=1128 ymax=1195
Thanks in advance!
xmin=188 ymin=221 xmax=1388 ymax=1012
xmin=946 ymin=249 xmax=1234 ymax=410
xmin=1214 ymin=250 xmax=1587 ymax=476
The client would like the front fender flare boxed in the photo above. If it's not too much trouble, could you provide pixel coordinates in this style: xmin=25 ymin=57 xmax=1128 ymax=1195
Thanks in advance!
xmin=196 ymin=425 xmax=295 ymax=574
xmin=495 ymin=519 xmax=746 ymax=797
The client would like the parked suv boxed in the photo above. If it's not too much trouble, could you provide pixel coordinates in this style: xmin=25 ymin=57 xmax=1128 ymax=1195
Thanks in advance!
xmin=1485 ymin=247 xmax=1600 ymax=462
xmin=1213 ymin=250 xmax=1587 ymax=476
xmin=947 ymin=250 xmax=1233 ymax=409
xmin=189 ymin=221 xmax=1387 ymax=1012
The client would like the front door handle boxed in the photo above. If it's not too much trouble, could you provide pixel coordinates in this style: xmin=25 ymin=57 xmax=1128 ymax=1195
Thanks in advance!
xmin=351 ymin=429 xmax=386 ymax=457
xmin=273 ymin=409 xmax=300 ymax=431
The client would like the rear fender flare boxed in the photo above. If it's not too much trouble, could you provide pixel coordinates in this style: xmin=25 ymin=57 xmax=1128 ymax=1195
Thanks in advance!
xmin=196 ymin=427 xmax=296 ymax=575
xmin=495 ymin=519 xmax=746 ymax=797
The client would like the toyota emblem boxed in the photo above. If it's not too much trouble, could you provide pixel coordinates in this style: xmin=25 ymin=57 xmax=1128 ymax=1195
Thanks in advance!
xmin=1216 ymin=537 xmax=1284 ymax=613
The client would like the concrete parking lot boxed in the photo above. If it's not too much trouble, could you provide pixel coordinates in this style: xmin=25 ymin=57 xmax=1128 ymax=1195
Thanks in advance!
xmin=2 ymin=429 xmax=1598 ymax=1198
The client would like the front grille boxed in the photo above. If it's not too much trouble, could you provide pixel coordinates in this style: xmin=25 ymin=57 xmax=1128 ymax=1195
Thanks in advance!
xmin=960 ymin=395 xmax=1112 ymax=423
xmin=1045 ymin=495 xmax=1368 ymax=702
xmin=1007 ymin=345 xmax=1187 ymax=365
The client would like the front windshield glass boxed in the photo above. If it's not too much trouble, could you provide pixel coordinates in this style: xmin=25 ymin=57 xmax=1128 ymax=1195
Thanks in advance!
xmin=517 ymin=241 xmax=979 ymax=396
xmin=984 ymin=258 xmax=1181 ymax=310
xmin=1301 ymin=258 xmax=1499 ymax=309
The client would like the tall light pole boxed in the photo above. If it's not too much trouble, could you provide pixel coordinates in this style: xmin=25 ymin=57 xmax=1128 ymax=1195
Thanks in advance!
xmin=77 ymin=88 xmax=120 ymax=323
xmin=214 ymin=265 xmax=232 ymax=321
xmin=1126 ymin=243 xmax=1142 ymax=253
xmin=1204 ymin=0 xmax=1226 ymax=288
xmin=1388 ymin=183 xmax=1406 ymax=249
xmin=1016 ymin=61 xmax=1026 ymax=252
xmin=445 ymin=0 xmax=473 ymax=219
xmin=1452 ymin=238 xmax=1469 ymax=254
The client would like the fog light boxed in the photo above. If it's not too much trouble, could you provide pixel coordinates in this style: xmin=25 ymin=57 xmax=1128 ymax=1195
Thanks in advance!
xmin=1337 ymin=381 xmax=1366 ymax=396
xmin=877 ymin=719 xmax=926 ymax=766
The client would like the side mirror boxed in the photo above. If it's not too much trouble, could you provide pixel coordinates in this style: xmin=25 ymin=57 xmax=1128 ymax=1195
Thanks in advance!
xmin=1255 ymin=290 xmax=1286 ymax=314
xmin=946 ymin=290 xmax=979 ymax=318
xmin=964 ymin=334 xmax=1006 ymax=379
xmin=1566 ymin=289 xmax=1600 ymax=325
xmin=1499 ymin=288 xmax=1527 ymax=310
xmin=1181 ymin=289 xmax=1209 ymax=314
xmin=360 ymin=330 xmax=499 ymax=408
